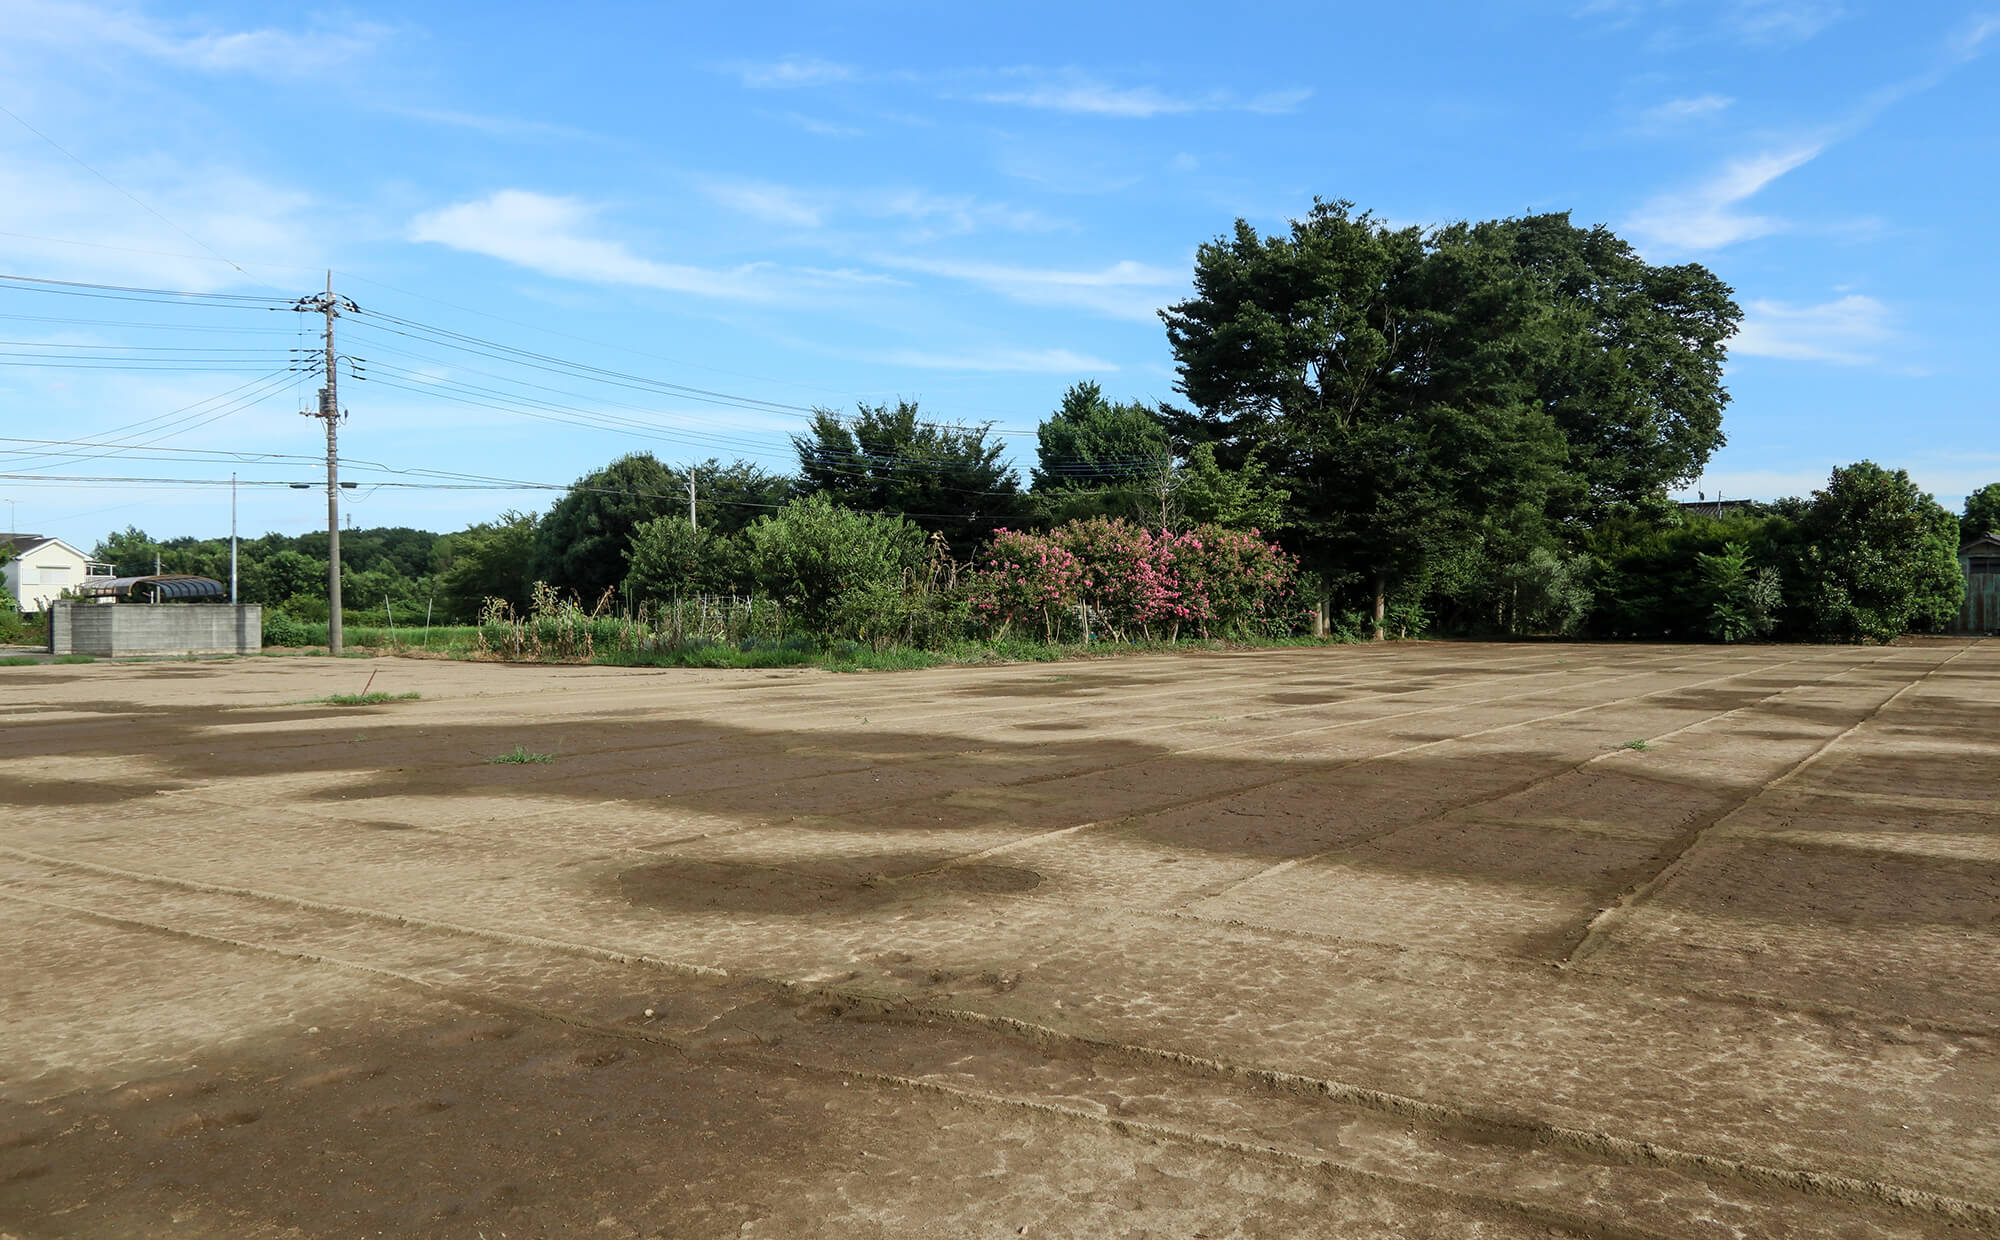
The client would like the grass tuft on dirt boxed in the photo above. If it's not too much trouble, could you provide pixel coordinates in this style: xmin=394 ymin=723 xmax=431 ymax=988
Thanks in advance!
xmin=486 ymin=744 xmax=557 ymax=765
xmin=308 ymin=691 xmax=422 ymax=707
xmin=0 ymin=654 xmax=41 ymax=666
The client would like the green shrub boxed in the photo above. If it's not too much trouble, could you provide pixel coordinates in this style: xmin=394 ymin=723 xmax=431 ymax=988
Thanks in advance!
xmin=746 ymin=494 xmax=927 ymax=636
xmin=261 ymin=610 xmax=320 ymax=647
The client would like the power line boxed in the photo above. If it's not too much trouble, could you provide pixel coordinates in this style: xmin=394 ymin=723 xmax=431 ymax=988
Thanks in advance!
xmin=0 ymin=272 xmax=289 ymax=305
xmin=0 ymin=101 xmax=251 ymax=275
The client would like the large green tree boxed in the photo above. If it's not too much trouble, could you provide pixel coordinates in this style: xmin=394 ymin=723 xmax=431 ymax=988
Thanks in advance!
xmin=92 ymin=526 xmax=161 ymax=576
xmin=1032 ymin=382 xmax=1171 ymax=490
xmin=435 ymin=511 xmax=536 ymax=620
xmin=1961 ymin=482 xmax=2000 ymax=544
xmin=793 ymin=400 xmax=1027 ymax=555
xmin=682 ymin=458 xmax=794 ymax=537
xmin=1796 ymin=462 xmax=1963 ymax=642
xmin=1472 ymin=212 xmax=1739 ymax=517
xmin=1160 ymin=201 xmax=1572 ymax=634
xmin=1030 ymin=382 xmax=1177 ymax=526
xmin=528 ymin=453 xmax=683 ymax=604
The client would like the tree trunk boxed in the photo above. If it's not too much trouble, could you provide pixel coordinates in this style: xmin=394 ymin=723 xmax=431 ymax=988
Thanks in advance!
xmin=1372 ymin=577 xmax=1387 ymax=642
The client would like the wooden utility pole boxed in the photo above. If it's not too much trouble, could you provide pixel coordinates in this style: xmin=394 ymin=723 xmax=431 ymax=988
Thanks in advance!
xmin=297 ymin=274 xmax=357 ymax=655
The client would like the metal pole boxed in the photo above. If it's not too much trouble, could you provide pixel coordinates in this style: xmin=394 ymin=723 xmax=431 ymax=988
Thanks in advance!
xmin=687 ymin=469 xmax=696 ymax=529
xmin=321 ymin=272 xmax=343 ymax=657
xmin=230 ymin=472 xmax=238 ymax=604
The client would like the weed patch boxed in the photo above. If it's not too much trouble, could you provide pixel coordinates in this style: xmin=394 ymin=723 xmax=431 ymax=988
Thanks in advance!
xmin=52 ymin=654 xmax=95 ymax=664
xmin=0 ymin=655 xmax=40 ymax=667
xmin=487 ymin=745 xmax=557 ymax=765
xmin=304 ymin=691 xmax=422 ymax=707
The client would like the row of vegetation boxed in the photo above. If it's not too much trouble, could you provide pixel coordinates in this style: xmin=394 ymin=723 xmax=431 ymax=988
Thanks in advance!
xmin=18 ymin=202 xmax=1997 ymax=658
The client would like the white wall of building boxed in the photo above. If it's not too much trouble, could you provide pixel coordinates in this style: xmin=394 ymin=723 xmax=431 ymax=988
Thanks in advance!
xmin=2 ymin=538 xmax=112 ymax=612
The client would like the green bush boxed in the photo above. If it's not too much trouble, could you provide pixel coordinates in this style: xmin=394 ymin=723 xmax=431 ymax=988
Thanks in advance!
xmin=261 ymin=609 xmax=320 ymax=647
xmin=746 ymin=494 xmax=927 ymax=636
xmin=1794 ymin=462 xmax=1963 ymax=642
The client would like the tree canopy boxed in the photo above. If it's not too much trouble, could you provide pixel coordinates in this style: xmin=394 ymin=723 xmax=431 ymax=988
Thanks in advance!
xmin=528 ymin=453 xmax=683 ymax=604
xmin=1794 ymin=461 xmax=1962 ymax=642
xmin=1474 ymin=212 xmax=1739 ymax=516
xmin=793 ymin=400 xmax=1027 ymax=555
xmin=1158 ymin=200 xmax=1739 ymax=629
xmin=1032 ymin=382 xmax=1171 ymax=491
xmin=1961 ymin=482 xmax=2000 ymax=544
xmin=1159 ymin=201 xmax=1573 ymax=626
xmin=436 ymin=511 xmax=535 ymax=617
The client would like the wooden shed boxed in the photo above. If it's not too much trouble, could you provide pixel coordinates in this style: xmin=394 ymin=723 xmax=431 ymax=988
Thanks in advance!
xmin=1960 ymin=532 xmax=2000 ymax=634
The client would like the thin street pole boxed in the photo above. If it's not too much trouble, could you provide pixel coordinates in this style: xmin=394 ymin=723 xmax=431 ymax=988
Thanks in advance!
xmin=295 ymin=274 xmax=354 ymax=657
xmin=687 ymin=468 xmax=697 ymax=529
xmin=230 ymin=472 xmax=238 ymax=604
xmin=322 ymin=272 xmax=342 ymax=656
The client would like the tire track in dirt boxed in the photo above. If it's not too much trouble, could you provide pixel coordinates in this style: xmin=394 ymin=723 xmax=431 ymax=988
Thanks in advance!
xmin=0 ymin=647 xmax=1632 ymax=808
xmin=935 ymin=648 xmax=1874 ymax=888
xmin=1188 ymin=645 xmax=1923 ymax=920
xmin=1557 ymin=640 xmax=1984 ymax=967
xmin=1109 ymin=903 xmax=2000 ymax=1040
xmin=6 ymin=885 xmax=1990 ymax=1238
xmin=93 ymin=649 xmax=1861 ymax=923
xmin=7 ymin=876 xmax=1992 ymax=1232
xmin=48 ymin=651 xmax=1748 ymax=875
xmin=44 ymin=645 xmax=1637 ymax=777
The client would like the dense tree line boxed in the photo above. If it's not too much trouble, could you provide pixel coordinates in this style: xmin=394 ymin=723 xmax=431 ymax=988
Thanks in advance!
xmin=43 ymin=199 xmax=1989 ymax=646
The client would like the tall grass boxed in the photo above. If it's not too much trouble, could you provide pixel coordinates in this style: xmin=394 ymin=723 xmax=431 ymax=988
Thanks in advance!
xmin=269 ymin=581 xmax=1367 ymax=673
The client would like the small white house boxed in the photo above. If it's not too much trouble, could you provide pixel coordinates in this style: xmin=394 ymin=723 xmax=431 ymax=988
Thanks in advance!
xmin=1 ymin=535 xmax=114 ymax=613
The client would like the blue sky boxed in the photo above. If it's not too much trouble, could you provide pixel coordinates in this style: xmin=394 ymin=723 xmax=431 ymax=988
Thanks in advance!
xmin=1 ymin=0 xmax=1995 ymax=551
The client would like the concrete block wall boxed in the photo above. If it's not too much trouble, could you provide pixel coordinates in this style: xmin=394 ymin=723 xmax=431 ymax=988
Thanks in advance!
xmin=50 ymin=602 xmax=262 ymax=656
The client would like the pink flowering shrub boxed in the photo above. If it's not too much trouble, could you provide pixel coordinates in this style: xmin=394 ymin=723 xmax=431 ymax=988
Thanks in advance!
xmin=1174 ymin=525 xmax=1299 ymax=635
xmin=969 ymin=518 xmax=1297 ymax=642
xmin=967 ymin=527 xmax=1083 ymax=640
xmin=1050 ymin=517 xmax=1193 ymax=639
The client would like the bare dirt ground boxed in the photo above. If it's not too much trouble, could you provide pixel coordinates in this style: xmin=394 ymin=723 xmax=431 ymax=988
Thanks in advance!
xmin=2 ymin=639 xmax=1997 ymax=1239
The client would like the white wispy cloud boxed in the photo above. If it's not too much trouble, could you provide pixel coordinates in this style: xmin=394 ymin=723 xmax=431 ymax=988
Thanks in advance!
xmin=861 ymin=190 xmax=1064 ymax=237
xmin=408 ymin=190 xmax=788 ymax=301
xmin=693 ymin=177 xmax=1061 ymax=238
xmin=1728 ymin=0 xmax=1848 ymax=45
xmin=979 ymin=71 xmax=1310 ymax=119
xmin=1625 ymin=142 xmax=1823 ymax=250
xmin=3 ymin=0 xmax=388 ymax=77
xmin=0 ymin=146 xmax=317 ymax=290
xmin=1574 ymin=0 xmax=1846 ymax=45
xmin=386 ymin=106 xmax=609 ymax=145
xmin=773 ymin=110 xmax=864 ymax=138
xmin=873 ymin=254 xmax=1184 ymax=322
xmin=1641 ymin=93 xmax=1734 ymax=127
xmin=1732 ymin=294 xmax=1892 ymax=364
xmin=983 ymin=80 xmax=1202 ymax=118
xmin=1627 ymin=14 xmax=2000 ymax=253
xmin=699 ymin=178 xmax=825 ymax=228
xmin=732 ymin=55 xmax=854 ymax=89
xmin=876 ymin=347 xmax=1116 ymax=373
xmin=1951 ymin=12 xmax=2000 ymax=58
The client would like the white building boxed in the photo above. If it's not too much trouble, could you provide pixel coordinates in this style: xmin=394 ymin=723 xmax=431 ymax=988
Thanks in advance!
xmin=1 ymin=535 xmax=114 ymax=613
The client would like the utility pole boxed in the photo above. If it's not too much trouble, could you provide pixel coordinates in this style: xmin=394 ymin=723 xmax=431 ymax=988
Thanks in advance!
xmin=687 ymin=469 xmax=697 ymax=529
xmin=229 ymin=472 xmax=238 ymax=605
xmin=296 ymin=274 xmax=356 ymax=656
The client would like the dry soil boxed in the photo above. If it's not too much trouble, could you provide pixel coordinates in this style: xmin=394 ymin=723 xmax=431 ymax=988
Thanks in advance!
xmin=1 ymin=639 xmax=1996 ymax=1238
